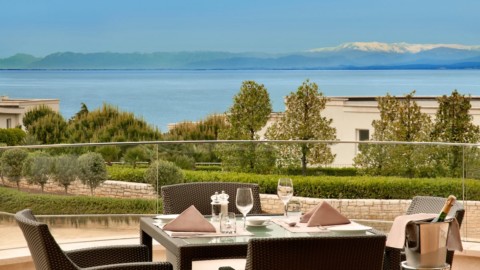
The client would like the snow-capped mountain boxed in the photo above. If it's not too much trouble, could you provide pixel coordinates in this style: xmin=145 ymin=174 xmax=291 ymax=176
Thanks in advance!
xmin=1 ymin=42 xmax=480 ymax=69
xmin=309 ymin=42 xmax=480 ymax=54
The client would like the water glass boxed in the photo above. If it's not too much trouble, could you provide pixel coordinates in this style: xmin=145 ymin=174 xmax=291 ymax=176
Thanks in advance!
xmin=277 ymin=178 xmax=294 ymax=218
xmin=219 ymin=212 xmax=236 ymax=234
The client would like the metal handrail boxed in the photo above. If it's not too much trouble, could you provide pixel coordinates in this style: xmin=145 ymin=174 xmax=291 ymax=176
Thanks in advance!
xmin=2 ymin=139 xmax=479 ymax=150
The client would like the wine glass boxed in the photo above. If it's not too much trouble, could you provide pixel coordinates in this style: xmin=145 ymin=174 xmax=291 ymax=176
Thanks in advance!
xmin=277 ymin=178 xmax=293 ymax=218
xmin=236 ymin=188 xmax=254 ymax=228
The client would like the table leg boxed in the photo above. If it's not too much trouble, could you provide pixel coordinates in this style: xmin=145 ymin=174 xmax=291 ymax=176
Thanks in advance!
xmin=140 ymin=229 xmax=153 ymax=261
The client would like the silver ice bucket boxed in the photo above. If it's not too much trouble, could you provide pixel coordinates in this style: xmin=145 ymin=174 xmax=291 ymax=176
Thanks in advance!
xmin=404 ymin=219 xmax=452 ymax=268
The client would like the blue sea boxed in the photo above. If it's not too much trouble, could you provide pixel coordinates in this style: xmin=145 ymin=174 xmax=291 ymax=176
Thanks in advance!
xmin=1 ymin=69 xmax=480 ymax=132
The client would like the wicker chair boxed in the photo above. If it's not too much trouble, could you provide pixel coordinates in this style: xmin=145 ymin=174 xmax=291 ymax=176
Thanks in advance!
xmin=193 ymin=235 xmax=387 ymax=270
xmin=384 ymin=196 xmax=465 ymax=270
xmin=161 ymin=182 xmax=263 ymax=215
xmin=15 ymin=209 xmax=173 ymax=270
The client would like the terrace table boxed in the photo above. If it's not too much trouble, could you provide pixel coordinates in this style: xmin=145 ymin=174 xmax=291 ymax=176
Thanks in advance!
xmin=140 ymin=216 xmax=384 ymax=270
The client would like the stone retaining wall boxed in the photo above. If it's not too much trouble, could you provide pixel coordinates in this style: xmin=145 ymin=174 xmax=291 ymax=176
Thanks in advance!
xmin=3 ymin=178 xmax=480 ymax=239
xmin=1 ymin=178 xmax=157 ymax=199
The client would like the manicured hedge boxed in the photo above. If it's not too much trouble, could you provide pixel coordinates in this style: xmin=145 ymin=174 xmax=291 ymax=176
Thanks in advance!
xmin=107 ymin=165 xmax=147 ymax=183
xmin=0 ymin=186 xmax=159 ymax=215
xmin=279 ymin=167 xmax=358 ymax=176
xmin=183 ymin=170 xmax=480 ymax=200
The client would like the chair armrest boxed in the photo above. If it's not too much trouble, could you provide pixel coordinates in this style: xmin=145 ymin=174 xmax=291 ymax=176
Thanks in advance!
xmin=65 ymin=245 xmax=151 ymax=268
xmin=84 ymin=262 xmax=173 ymax=270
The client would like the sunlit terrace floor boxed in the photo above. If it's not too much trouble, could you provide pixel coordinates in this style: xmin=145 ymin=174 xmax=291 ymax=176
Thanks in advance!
xmin=1 ymin=225 xmax=480 ymax=270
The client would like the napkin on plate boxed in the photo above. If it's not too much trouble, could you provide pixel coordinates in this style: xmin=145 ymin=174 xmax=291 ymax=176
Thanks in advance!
xmin=386 ymin=213 xmax=463 ymax=251
xmin=163 ymin=205 xmax=216 ymax=232
xmin=300 ymin=201 xmax=351 ymax=227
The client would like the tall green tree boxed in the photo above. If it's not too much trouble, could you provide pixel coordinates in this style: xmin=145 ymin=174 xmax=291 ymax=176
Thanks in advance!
xmin=431 ymin=90 xmax=480 ymax=177
xmin=266 ymin=79 xmax=336 ymax=175
xmin=354 ymin=92 xmax=434 ymax=177
xmin=217 ymin=81 xmax=275 ymax=173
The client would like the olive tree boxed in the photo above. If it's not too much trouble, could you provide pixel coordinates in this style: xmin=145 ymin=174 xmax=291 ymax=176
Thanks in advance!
xmin=22 ymin=152 xmax=53 ymax=192
xmin=124 ymin=146 xmax=148 ymax=168
xmin=0 ymin=148 xmax=29 ymax=189
xmin=144 ymin=160 xmax=184 ymax=196
xmin=77 ymin=152 xmax=107 ymax=195
xmin=52 ymin=155 xmax=79 ymax=194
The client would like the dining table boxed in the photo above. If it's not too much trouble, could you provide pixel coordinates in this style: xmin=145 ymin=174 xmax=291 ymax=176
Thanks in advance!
xmin=140 ymin=215 xmax=386 ymax=270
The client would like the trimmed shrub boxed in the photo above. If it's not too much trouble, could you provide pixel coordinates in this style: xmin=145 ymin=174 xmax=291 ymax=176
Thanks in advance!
xmin=182 ymin=170 xmax=480 ymax=200
xmin=144 ymin=160 xmax=184 ymax=196
xmin=107 ymin=165 xmax=147 ymax=183
xmin=0 ymin=186 xmax=158 ymax=214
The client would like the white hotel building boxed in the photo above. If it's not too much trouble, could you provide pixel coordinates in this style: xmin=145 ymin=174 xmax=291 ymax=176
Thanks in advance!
xmin=260 ymin=96 xmax=480 ymax=167
xmin=0 ymin=96 xmax=60 ymax=130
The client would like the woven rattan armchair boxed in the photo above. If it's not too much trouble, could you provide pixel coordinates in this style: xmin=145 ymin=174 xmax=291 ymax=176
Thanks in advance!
xmin=161 ymin=182 xmax=263 ymax=215
xmin=384 ymin=196 xmax=465 ymax=270
xmin=15 ymin=209 xmax=173 ymax=270
xmin=194 ymin=235 xmax=387 ymax=270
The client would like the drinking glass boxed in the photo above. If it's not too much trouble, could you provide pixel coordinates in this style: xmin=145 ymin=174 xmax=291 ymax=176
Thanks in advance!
xmin=219 ymin=212 xmax=236 ymax=234
xmin=236 ymin=188 xmax=254 ymax=228
xmin=277 ymin=178 xmax=294 ymax=218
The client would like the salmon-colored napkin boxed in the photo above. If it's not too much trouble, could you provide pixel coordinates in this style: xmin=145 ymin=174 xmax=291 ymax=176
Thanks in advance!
xmin=300 ymin=201 xmax=351 ymax=227
xmin=163 ymin=205 xmax=216 ymax=232
xmin=386 ymin=213 xmax=463 ymax=251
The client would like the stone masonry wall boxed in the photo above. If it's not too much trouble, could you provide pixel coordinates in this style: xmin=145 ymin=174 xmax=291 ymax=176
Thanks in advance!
xmin=3 ymin=179 xmax=480 ymax=239
xmin=2 ymin=178 xmax=157 ymax=199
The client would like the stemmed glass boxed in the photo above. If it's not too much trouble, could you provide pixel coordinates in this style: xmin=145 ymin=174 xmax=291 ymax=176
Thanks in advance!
xmin=235 ymin=188 xmax=254 ymax=229
xmin=277 ymin=178 xmax=293 ymax=218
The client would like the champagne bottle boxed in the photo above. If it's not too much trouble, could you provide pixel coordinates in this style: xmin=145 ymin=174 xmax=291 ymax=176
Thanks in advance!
xmin=431 ymin=195 xmax=456 ymax=223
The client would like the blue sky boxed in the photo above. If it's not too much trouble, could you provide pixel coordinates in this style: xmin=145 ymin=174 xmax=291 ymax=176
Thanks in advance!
xmin=1 ymin=0 xmax=479 ymax=57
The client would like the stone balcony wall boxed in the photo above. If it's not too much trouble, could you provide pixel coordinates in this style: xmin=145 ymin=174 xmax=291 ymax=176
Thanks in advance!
xmin=3 ymin=178 xmax=480 ymax=239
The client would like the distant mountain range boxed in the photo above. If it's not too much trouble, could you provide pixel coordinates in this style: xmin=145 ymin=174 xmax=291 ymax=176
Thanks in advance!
xmin=1 ymin=42 xmax=480 ymax=70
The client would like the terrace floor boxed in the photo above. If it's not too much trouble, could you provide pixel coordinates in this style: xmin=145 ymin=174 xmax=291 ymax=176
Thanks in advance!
xmin=1 ymin=225 xmax=480 ymax=270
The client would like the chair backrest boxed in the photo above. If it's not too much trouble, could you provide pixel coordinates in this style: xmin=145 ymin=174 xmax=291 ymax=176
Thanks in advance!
xmin=245 ymin=235 xmax=387 ymax=270
xmin=161 ymin=182 xmax=263 ymax=215
xmin=15 ymin=209 xmax=77 ymax=270
xmin=406 ymin=196 xmax=465 ymax=266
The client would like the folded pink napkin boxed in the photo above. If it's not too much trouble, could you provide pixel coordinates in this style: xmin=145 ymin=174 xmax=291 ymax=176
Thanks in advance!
xmin=386 ymin=213 xmax=463 ymax=251
xmin=300 ymin=201 xmax=351 ymax=227
xmin=163 ymin=205 xmax=216 ymax=232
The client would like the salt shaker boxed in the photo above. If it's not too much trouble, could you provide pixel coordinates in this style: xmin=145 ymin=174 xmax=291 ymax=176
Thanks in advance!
xmin=218 ymin=190 xmax=230 ymax=216
xmin=211 ymin=191 xmax=221 ymax=221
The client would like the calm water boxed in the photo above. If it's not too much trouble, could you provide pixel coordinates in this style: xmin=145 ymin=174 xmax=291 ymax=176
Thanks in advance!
xmin=1 ymin=69 xmax=480 ymax=131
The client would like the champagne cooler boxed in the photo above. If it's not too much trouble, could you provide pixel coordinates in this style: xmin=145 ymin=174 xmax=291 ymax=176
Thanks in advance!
xmin=404 ymin=219 xmax=452 ymax=268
